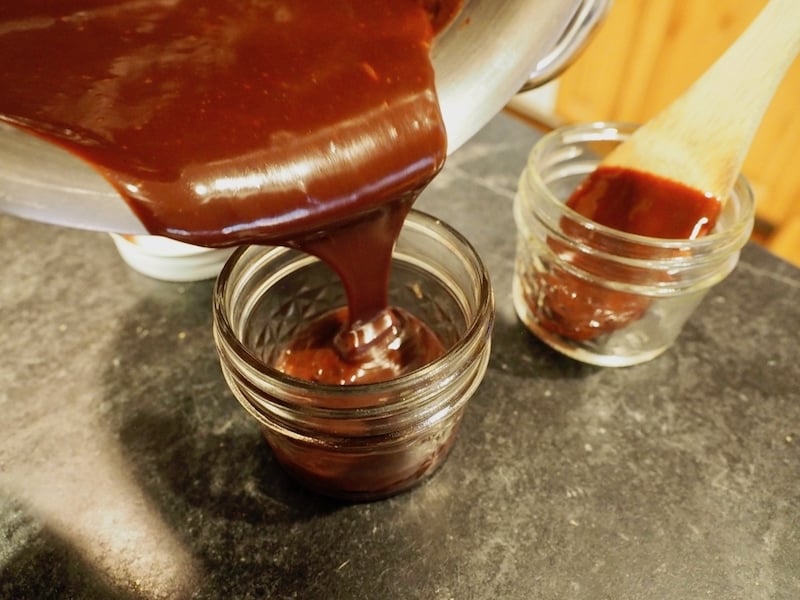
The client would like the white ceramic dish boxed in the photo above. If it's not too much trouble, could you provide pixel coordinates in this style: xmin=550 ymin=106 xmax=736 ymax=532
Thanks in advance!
xmin=110 ymin=234 xmax=234 ymax=282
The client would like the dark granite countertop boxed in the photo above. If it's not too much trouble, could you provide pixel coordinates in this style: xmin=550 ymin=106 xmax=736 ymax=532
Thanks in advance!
xmin=1 ymin=113 xmax=798 ymax=600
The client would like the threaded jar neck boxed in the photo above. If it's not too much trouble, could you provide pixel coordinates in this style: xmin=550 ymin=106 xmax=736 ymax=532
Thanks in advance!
xmin=212 ymin=210 xmax=494 ymax=442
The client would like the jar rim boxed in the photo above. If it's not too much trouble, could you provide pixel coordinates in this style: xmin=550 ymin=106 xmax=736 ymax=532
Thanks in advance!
xmin=212 ymin=209 xmax=494 ymax=411
xmin=525 ymin=121 xmax=756 ymax=252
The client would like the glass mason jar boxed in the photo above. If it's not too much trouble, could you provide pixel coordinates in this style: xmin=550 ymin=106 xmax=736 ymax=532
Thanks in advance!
xmin=213 ymin=210 xmax=494 ymax=501
xmin=513 ymin=122 xmax=755 ymax=367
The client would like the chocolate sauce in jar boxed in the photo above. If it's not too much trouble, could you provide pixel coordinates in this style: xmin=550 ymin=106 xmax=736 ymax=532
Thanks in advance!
xmin=566 ymin=166 xmax=722 ymax=239
xmin=273 ymin=306 xmax=446 ymax=385
xmin=532 ymin=165 xmax=723 ymax=341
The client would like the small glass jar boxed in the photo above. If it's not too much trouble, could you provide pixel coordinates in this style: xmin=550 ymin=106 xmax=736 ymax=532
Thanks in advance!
xmin=212 ymin=210 xmax=494 ymax=501
xmin=513 ymin=122 xmax=755 ymax=367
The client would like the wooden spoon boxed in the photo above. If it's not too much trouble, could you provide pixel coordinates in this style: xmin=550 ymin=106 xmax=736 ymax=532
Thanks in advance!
xmin=600 ymin=0 xmax=800 ymax=204
xmin=536 ymin=0 xmax=800 ymax=342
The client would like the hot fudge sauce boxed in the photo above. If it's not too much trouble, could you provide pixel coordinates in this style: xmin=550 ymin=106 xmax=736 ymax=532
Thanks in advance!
xmin=2 ymin=2 xmax=474 ymax=497
xmin=274 ymin=305 xmax=446 ymax=385
xmin=0 ymin=1 xmax=454 ymax=246
xmin=0 ymin=0 xmax=462 ymax=381
xmin=534 ymin=165 xmax=724 ymax=341
xmin=566 ymin=166 xmax=722 ymax=239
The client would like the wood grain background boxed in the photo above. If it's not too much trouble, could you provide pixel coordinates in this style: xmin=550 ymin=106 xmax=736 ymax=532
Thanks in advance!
xmin=553 ymin=0 xmax=800 ymax=266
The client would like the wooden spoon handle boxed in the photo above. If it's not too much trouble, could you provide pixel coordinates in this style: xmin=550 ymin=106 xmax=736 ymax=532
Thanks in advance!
xmin=603 ymin=0 xmax=800 ymax=199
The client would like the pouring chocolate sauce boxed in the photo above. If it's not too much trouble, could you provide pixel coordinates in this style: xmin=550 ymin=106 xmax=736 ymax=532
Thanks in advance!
xmin=0 ymin=0 xmax=462 ymax=383
xmin=0 ymin=1 xmax=456 ymax=245
xmin=0 ymin=1 xmax=612 ymax=498
xmin=0 ymin=1 xmax=615 ymax=387
xmin=1 ymin=1 xmax=609 ymax=235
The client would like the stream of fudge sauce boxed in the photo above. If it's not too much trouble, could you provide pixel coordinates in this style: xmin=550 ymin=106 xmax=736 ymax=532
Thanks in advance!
xmin=0 ymin=1 xmax=462 ymax=384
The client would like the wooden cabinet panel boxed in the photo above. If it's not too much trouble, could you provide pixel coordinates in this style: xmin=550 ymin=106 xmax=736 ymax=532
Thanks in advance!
xmin=554 ymin=0 xmax=800 ymax=266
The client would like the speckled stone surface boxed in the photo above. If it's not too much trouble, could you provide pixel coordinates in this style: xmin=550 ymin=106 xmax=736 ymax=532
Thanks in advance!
xmin=1 ymin=113 xmax=798 ymax=600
